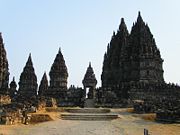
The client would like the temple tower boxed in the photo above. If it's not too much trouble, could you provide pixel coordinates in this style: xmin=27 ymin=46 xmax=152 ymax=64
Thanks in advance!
xmin=9 ymin=77 xmax=17 ymax=98
xmin=38 ymin=72 xmax=48 ymax=97
xmin=82 ymin=62 xmax=97 ymax=99
xmin=102 ymin=12 xmax=164 ymax=88
xmin=128 ymin=12 xmax=164 ymax=83
xmin=18 ymin=54 xmax=38 ymax=97
xmin=0 ymin=33 xmax=9 ymax=94
xmin=101 ymin=18 xmax=129 ymax=87
xmin=45 ymin=48 xmax=68 ymax=98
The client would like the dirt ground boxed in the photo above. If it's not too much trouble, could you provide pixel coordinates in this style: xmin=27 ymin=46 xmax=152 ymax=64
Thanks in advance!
xmin=0 ymin=109 xmax=180 ymax=135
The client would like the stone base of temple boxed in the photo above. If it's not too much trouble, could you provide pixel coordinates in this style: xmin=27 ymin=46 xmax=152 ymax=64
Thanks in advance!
xmin=84 ymin=99 xmax=95 ymax=108
xmin=156 ymin=118 xmax=180 ymax=123
xmin=156 ymin=109 xmax=180 ymax=123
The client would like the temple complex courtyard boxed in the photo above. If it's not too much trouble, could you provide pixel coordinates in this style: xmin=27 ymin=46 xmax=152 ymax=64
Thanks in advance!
xmin=0 ymin=108 xmax=179 ymax=135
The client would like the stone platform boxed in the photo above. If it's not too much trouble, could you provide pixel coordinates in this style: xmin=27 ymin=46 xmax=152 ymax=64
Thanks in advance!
xmin=64 ymin=108 xmax=110 ymax=113
xmin=61 ymin=108 xmax=119 ymax=121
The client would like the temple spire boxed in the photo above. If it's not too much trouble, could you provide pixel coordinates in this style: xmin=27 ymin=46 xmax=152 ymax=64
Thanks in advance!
xmin=12 ymin=76 xmax=15 ymax=82
xmin=101 ymin=17 xmax=129 ymax=87
xmin=118 ymin=18 xmax=129 ymax=37
xmin=26 ymin=53 xmax=33 ymax=66
xmin=49 ymin=48 xmax=68 ymax=89
xmin=45 ymin=48 xmax=68 ymax=98
xmin=18 ymin=54 xmax=38 ymax=97
xmin=0 ymin=33 xmax=9 ymax=94
xmin=38 ymin=72 xmax=48 ymax=96
xmin=119 ymin=18 xmax=126 ymax=31
xmin=89 ymin=62 xmax=91 ymax=67
xmin=82 ymin=63 xmax=97 ymax=89
xmin=58 ymin=47 xmax=61 ymax=54
xmin=9 ymin=77 xmax=17 ymax=98
xmin=137 ymin=11 xmax=143 ymax=23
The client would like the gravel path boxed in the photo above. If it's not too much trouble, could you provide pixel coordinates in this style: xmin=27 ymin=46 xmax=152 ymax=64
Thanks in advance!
xmin=0 ymin=120 xmax=123 ymax=135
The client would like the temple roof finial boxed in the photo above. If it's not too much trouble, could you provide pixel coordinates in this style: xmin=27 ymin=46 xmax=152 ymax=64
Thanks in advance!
xmin=27 ymin=53 xmax=32 ymax=65
xmin=59 ymin=47 xmax=61 ymax=53
xmin=119 ymin=18 xmax=128 ymax=33
xmin=137 ymin=11 xmax=143 ymax=22
xmin=13 ymin=76 xmax=15 ymax=81
xmin=89 ymin=62 xmax=91 ymax=67
xmin=121 ymin=18 xmax=125 ymax=24
xmin=28 ymin=53 xmax=32 ymax=60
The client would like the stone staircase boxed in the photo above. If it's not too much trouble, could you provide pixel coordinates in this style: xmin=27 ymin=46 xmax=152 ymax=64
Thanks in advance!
xmin=61 ymin=108 xmax=119 ymax=121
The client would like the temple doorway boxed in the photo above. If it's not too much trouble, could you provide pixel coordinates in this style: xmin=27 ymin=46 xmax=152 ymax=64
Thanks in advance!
xmin=85 ymin=87 xmax=90 ymax=99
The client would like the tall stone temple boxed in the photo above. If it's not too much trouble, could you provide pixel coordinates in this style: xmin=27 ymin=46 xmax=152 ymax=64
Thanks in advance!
xmin=38 ymin=72 xmax=48 ymax=97
xmin=44 ymin=49 xmax=68 ymax=99
xmin=99 ymin=12 xmax=180 ymax=111
xmin=18 ymin=54 xmax=38 ymax=98
xmin=101 ymin=12 xmax=164 ymax=88
xmin=0 ymin=33 xmax=9 ymax=94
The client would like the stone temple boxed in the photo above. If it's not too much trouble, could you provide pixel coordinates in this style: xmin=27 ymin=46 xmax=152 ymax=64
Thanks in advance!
xmin=18 ymin=54 xmax=38 ymax=98
xmin=99 ymin=12 xmax=166 ymax=104
xmin=102 ymin=12 xmax=164 ymax=87
xmin=0 ymin=12 xmax=180 ymax=123
xmin=0 ymin=33 xmax=9 ymax=95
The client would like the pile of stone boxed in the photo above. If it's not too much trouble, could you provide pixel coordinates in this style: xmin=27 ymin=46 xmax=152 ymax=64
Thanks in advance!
xmin=156 ymin=99 xmax=180 ymax=123
xmin=0 ymin=95 xmax=11 ymax=105
xmin=0 ymin=104 xmax=22 ymax=125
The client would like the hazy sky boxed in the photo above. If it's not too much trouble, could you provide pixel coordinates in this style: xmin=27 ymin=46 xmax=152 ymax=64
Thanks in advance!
xmin=0 ymin=0 xmax=180 ymax=87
